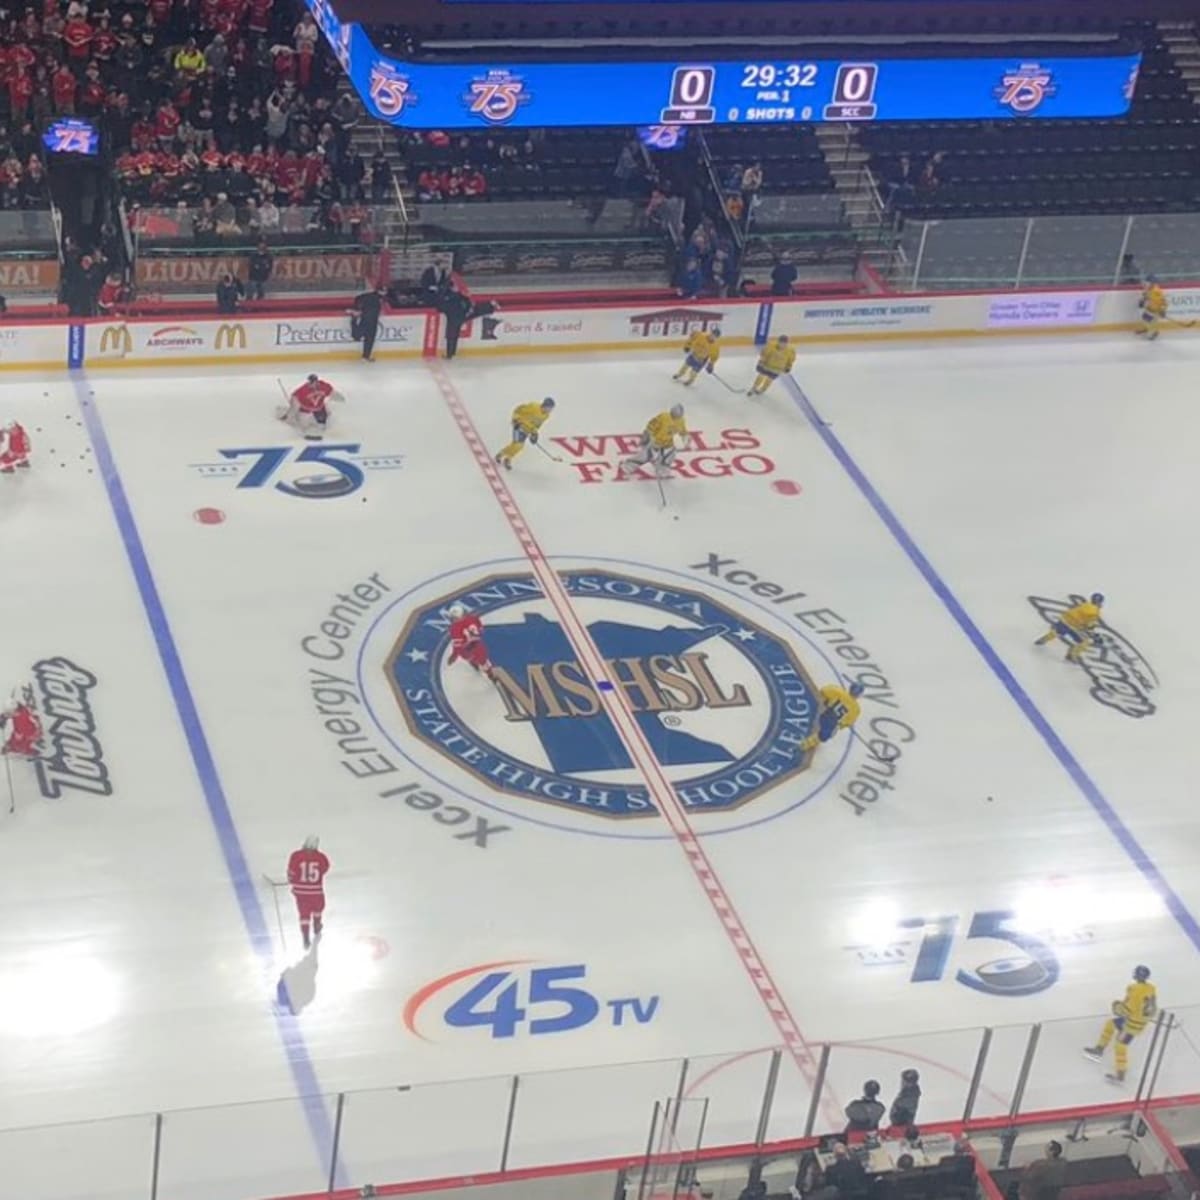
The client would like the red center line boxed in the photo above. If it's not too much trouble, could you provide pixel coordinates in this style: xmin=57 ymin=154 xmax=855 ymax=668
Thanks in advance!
xmin=431 ymin=362 xmax=833 ymax=1111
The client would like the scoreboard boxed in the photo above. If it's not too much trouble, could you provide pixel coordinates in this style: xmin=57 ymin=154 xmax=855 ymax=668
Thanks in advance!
xmin=42 ymin=116 xmax=100 ymax=156
xmin=307 ymin=0 xmax=1140 ymax=128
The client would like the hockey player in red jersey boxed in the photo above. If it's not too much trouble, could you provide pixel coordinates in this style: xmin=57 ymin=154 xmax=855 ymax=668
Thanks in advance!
xmin=278 ymin=374 xmax=342 ymax=439
xmin=1 ymin=688 xmax=43 ymax=758
xmin=447 ymin=603 xmax=495 ymax=680
xmin=287 ymin=835 xmax=330 ymax=950
xmin=0 ymin=421 xmax=31 ymax=472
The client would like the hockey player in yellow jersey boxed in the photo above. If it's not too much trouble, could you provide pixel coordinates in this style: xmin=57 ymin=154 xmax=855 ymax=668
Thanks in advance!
xmin=1137 ymin=278 xmax=1167 ymax=340
xmin=495 ymin=397 xmax=555 ymax=470
xmin=1034 ymin=592 xmax=1104 ymax=663
xmin=748 ymin=335 xmax=796 ymax=396
xmin=1084 ymin=965 xmax=1157 ymax=1083
xmin=673 ymin=327 xmax=721 ymax=385
xmin=618 ymin=404 xmax=687 ymax=479
xmin=801 ymin=681 xmax=863 ymax=752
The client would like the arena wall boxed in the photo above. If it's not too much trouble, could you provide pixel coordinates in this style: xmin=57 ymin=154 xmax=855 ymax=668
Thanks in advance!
xmin=0 ymin=283 xmax=1186 ymax=371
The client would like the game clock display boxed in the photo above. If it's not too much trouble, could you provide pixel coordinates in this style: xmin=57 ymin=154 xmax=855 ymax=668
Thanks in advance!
xmin=663 ymin=61 xmax=881 ymax=122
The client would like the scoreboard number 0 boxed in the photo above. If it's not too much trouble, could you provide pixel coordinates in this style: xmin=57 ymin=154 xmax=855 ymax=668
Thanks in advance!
xmin=823 ymin=62 xmax=879 ymax=121
xmin=661 ymin=65 xmax=717 ymax=125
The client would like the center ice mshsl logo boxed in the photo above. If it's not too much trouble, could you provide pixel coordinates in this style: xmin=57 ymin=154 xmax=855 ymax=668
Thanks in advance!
xmin=386 ymin=570 xmax=822 ymax=822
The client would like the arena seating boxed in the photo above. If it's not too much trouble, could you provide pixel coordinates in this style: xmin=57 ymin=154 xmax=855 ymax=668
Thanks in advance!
xmin=864 ymin=24 xmax=1200 ymax=220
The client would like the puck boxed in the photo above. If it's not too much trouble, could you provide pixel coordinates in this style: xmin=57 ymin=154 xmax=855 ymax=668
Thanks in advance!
xmin=672 ymin=515 xmax=679 ymax=521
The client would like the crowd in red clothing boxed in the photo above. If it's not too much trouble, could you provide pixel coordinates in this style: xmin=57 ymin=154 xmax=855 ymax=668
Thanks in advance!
xmin=0 ymin=0 xmax=354 ymax=217
xmin=404 ymin=128 xmax=547 ymax=203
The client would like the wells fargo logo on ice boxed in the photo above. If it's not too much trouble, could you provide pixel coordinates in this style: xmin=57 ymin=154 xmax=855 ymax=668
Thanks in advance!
xmin=29 ymin=657 xmax=112 ymax=799
xmin=386 ymin=570 xmax=822 ymax=823
xmin=1027 ymin=594 xmax=1158 ymax=718
xmin=551 ymin=426 xmax=775 ymax=485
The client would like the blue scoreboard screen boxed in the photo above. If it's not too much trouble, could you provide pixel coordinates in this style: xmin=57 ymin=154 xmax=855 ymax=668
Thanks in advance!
xmin=306 ymin=0 xmax=1140 ymax=128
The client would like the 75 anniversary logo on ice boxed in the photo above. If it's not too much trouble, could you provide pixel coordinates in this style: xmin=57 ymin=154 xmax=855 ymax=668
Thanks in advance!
xmin=297 ymin=556 xmax=916 ymax=844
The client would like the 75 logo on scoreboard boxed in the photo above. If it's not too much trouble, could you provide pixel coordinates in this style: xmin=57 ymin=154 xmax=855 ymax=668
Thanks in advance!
xmin=465 ymin=69 xmax=531 ymax=124
xmin=403 ymin=962 xmax=660 ymax=1041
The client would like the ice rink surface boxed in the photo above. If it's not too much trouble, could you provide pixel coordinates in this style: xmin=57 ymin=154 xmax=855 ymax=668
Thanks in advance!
xmin=4 ymin=331 xmax=1200 ymax=1197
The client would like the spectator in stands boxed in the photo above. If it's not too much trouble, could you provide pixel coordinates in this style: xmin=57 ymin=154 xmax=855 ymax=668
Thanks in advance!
xmin=248 ymin=239 xmax=273 ymax=299
xmin=258 ymin=196 xmax=281 ymax=232
xmin=824 ymin=1142 xmax=869 ymax=1199
xmin=741 ymin=161 xmax=763 ymax=208
xmin=843 ymin=1081 xmax=885 ymax=1134
xmin=213 ymin=191 xmax=238 ymax=233
xmin=370 ymin=150 xmax=392 ymax=202
xmin=678 ymin=256 xmax=703 ymax=300
xmin=173 ymin=36 xmax=206 ymax=78
xmin=916 ymin=154 xmax=941 ymax=197
xmin=771 ymin=255 xmax=798 ymax=296
xmin=889 ymin=1070 xmax=920 ymax=1127
xmin=884 ymin=155 xmax=916 ymax=211
xmin=416 ymin=168 xmax=441 ymax=202
xmin=97 ymin=272 xmax=124 ymax=316
xmin=215 ymin=268 xmax=244 ymax=313
xmin=613 ymin=137 xmax=644 ymax=197
xmin=1018 ymin=1142 xmax=1067 ymax=1200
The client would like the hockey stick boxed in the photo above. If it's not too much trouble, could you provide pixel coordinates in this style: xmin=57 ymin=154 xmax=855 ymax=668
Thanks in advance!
xmin=655 ymin=471 xmax=668 ymax=509
xmin=533 ymin=439 xmax=564 ymax=464
xmin=711 ymin=370 xmax=749 ymax=395
xmin=3 ymin=753 xmax=13 ymax=816
xmin=1166 ymin=315 xmax=1198 ymax=329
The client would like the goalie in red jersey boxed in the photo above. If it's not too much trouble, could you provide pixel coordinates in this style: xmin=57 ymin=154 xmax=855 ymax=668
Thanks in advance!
xmin=287 ymin=835 xmax=330 ymax=950
xmin=446 ymin=603 xmax=495 ymax=680
xmin=0 ymin=421 xmax=31 ymax=473
xmin=277 ymin=374 xmax=343 ymax=440
xmin=1 ymin=686 xmax=43 ymax=758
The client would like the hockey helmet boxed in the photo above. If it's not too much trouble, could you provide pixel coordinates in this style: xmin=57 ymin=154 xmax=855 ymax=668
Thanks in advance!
xmin=1090 ymin=592 xmax=1105 ymax=606
xmin=1146 ymin=275 xmax=1159 ymax=285
xmin=447 ymin=602 xmax=466 ymax=620
xmin=1134 ymin=964 xmax=1151 ymax=982
xmin=542 ymin=397 xmax=556 ymax=409
xmin=778 ymin=335 xmax=789 ymax=344
xmin=710 ymin=326 xmax=721 ymax=338
xmin=306 ymin=373 xmax=319 ymax=383
xmin=670 ymin=403 xmax=684 ymax=419
xmin=303 ymin=835 xmax=320 ymax=851
xmin=848 ymin=681 xmax=865 ymax=697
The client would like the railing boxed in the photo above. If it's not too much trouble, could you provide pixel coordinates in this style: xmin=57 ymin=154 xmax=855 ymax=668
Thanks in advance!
xmin=129 ymin=242 xmax=385 ymax=297
xmin=6 ymin=1005 xmax=1200 ymax=1200
xmin=0 ymin=207 xmax=57 ymax=250
xmin=128 ymin=205 xmax=393 ymax=249
xmin=896 ymin=211 xmax=1200 ymax=291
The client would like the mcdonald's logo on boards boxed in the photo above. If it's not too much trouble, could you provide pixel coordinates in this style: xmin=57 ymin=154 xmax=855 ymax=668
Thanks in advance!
xmin=215 ymin=323 xmax=247 ymax=351
xmin=97 ymin=324 xmax=132 ymax=356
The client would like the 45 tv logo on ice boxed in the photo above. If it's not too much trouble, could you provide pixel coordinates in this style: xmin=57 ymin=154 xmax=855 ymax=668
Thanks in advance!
xmin=191 ymin=444 xmax=405 ymax=499
xmin=403 ymin=962 xmax=659 ymax=1041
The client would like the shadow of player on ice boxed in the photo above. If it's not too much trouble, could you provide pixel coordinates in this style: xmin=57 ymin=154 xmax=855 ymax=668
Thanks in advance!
xmin=276 ymin=940 xmax=319 ymax=1016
